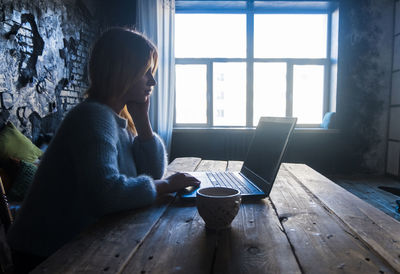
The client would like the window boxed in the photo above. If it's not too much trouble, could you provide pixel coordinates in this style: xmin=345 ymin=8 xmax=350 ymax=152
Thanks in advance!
xmin=174 ymin=1 xmax=339 ymax=127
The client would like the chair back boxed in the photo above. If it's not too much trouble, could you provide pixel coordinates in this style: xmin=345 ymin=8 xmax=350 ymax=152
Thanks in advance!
xmin=0 ymin=177 xmax=13 ymax=273
xmin=0 ymin=178 xmax=12 ymax=232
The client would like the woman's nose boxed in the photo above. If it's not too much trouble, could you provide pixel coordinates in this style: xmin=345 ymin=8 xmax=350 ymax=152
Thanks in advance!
xmin=148 ymin=74 xmax=157 ymax=86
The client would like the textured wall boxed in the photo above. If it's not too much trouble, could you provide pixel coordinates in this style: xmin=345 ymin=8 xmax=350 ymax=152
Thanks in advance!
xmin=0 ymin=0 xmax=97 ymax=143
xmin=337 ymin=0 xmax=394 ymax=174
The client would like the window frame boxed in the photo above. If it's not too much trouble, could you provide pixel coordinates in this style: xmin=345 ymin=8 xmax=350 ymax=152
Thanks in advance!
xmin=174 ymin=0 xmax=338 ymax=128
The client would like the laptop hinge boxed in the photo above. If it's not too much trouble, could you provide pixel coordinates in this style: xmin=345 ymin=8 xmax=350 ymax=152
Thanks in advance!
xmin=240 ymin=167 xmax=272 ymax=194
xmin=238 ymin=172 xmax=266 ymax=193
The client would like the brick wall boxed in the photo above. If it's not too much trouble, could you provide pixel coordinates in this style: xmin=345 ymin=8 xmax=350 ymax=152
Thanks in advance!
xmin=0 ymin=0 xmax=98 ymax=143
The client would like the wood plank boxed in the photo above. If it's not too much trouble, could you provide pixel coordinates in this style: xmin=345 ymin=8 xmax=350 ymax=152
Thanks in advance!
xmin=33 ymin=196 xmax=174 ymax=273
xmin=213 ymin=199 xmax=301 ymax=274
xmin=335 ymin=180 xmax=400 ymax=221
xmin=284 ymin=163 xmax=400 ymax=272
xmin=34 ymin=158 xmax=201 ymax=273
xmin=205 ymin=161 xmax=300 ymax=273
xmin=195 ymin=160 xmax=227 ymax=172
xmin=270 ymin=168 xmax=395 ymax=273
xmin=120 ymin=201 xmax=216 ymax=274
xmin=121 ymin=159 xmax=226 ymax=273
xmin=166 ymin=157 xmax=202 ymax=176
xmin=227 ymin=160 xmax=243 ymax=172
xmin=170 ymin=160 xmax=299 ymax=273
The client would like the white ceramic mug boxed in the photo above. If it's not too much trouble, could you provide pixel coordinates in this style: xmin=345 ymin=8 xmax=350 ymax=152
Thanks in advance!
xmin=196 ymin=187 xmax=241 ymax=230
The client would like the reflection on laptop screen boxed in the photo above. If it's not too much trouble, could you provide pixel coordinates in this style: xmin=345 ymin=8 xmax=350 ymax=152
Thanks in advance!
xmin=243 ymin=118 xmax=295 ymax=184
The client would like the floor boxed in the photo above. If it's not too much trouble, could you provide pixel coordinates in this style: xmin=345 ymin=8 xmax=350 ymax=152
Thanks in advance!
xmin=331 ymin=175 xmax=400 ymax=221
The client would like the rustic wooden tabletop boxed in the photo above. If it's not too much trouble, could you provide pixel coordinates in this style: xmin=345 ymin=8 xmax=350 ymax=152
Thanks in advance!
xmin=33 ymin=157 xmax=400 ymax=274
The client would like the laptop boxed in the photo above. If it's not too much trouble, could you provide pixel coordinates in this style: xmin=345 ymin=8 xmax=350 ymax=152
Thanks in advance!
xmin=179 ymin=117 xmax=297 ymax=200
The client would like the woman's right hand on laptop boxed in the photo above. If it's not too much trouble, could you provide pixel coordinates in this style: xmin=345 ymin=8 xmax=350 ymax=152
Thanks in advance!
xmin=155 ymin=173 xmax=200 ymax=196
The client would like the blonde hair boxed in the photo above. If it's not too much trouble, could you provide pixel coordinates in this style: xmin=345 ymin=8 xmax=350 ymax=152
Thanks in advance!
xmin=86 ymin=27 xmax=158 ymax=135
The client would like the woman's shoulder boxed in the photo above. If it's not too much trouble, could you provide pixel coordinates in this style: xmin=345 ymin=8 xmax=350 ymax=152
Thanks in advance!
xmin=66 ymin=99 xmax=114 ymax=121
xmin=69 ymin=99 xmax=113 ymax=115
xmin=62 ymin=99 xmax=118 ymax=132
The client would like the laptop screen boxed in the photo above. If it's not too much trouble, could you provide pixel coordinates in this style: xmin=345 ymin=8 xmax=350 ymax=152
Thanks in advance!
xmin=241 ymin=117 xmax=296 ymax=187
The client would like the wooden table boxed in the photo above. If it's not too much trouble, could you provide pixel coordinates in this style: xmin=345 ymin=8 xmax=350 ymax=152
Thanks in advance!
xmin=33 ymin=158 xmax=400 ymax=274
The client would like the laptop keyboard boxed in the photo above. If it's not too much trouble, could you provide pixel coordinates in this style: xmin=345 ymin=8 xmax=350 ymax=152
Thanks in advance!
xmin=206 ymin=172 xmax=257 ymax=195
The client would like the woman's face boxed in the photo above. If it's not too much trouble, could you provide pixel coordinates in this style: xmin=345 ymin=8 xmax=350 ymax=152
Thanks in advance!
xmin=123 ymin=67 xmax=157 ymax=104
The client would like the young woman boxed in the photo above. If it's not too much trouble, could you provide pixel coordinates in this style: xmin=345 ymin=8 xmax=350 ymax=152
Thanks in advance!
xmin=7 ymin=27 xmax=200 ymax=273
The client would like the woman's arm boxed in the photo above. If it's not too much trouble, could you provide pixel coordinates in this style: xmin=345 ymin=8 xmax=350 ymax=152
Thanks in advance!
xmin=127 ymin=98 xmax=167 ymax=179
xmin=127 ymin=99 xmax=200 ymax=194
xmin=132 ymin=135 xmax=167 ymax=180
xmin=68 ymin=102 xmax=158 ymax=216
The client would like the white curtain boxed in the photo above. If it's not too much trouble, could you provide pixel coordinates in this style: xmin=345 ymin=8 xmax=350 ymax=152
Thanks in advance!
xmin=136 ymin=0 xmax=175 ymax=154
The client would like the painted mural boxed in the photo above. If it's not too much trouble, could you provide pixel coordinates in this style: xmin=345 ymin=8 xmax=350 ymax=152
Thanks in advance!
xmin=0 ymin=0 xmax=96 ymax=143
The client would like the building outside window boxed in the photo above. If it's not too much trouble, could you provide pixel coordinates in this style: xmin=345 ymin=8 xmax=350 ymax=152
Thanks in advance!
xmin=174 ymin=0 xmax=339 ymax=128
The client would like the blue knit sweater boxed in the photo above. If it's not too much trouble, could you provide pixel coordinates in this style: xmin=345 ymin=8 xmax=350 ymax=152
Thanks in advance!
xmin=7 ymin=99 xmax=167 ymax=257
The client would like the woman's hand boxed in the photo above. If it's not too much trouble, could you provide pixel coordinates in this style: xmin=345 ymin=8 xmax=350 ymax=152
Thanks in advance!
xmin=126 ymin=98 xmax=153 ymax=140
xmin=126 ymin=96 xmax=150 ymax=117
xmin=154 ymin=172 xmax=201 ymax=196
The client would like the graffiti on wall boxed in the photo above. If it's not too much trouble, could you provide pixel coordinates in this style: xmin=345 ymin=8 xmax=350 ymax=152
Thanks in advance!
xmin=4 ymin=13 xmax=44 ymax=89
xmin=0 ymin=0 xmax=96 ymax=143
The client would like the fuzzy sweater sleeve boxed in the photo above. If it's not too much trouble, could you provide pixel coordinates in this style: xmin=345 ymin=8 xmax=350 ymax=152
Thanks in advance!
xmin=132 ymin=134 xmax=167 ymax=179
xmin=66 ymin=102 xmax=158 ymax=216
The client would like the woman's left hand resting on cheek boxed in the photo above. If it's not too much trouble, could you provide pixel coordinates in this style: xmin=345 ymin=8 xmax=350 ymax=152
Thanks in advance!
xmin=127 ymin=98 xmax=153 ymax=141
xmin=154 ymin=173 xmax=200 ymax=196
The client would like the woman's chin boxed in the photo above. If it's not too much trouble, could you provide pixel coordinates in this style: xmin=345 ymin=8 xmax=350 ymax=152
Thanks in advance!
xmin=143 ymin=95 xmax=150 ymax=102
xmin=127 ymin=97 xmax=148 ymax=104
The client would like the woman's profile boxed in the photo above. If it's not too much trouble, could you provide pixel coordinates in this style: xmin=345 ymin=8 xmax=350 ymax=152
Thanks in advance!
xmin=7 ymin=27 xmax=199 ymax=273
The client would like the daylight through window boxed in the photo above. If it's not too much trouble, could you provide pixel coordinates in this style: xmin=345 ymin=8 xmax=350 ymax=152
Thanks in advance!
xmin=174 ymin=1 xmax=338 ymax=127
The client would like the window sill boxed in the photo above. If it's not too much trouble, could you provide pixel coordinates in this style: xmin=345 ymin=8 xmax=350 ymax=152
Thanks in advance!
xmin=173 ymin=127 xmax=340 ymax=134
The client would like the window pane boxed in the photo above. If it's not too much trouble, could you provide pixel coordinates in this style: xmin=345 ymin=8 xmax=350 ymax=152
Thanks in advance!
xmin=213 ymin=62 xmax=246 ymax=126
xmin=253 ymin=63 xmax=287 ymax=126
xmin=254 ymin=14 xmax=327 ymax=58
xmin=175 ymin=65 xmax=207 ymax=124
xmin=293 ymin=65 xmax=324 ymax=124
xmin=175 ymin=14 xmax=246 ymax=58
